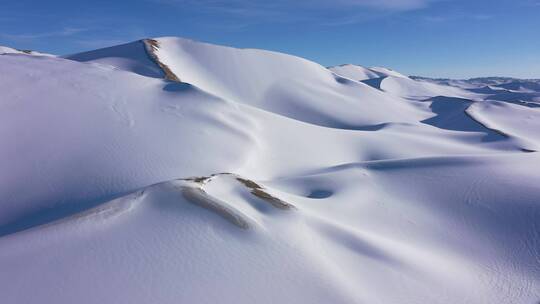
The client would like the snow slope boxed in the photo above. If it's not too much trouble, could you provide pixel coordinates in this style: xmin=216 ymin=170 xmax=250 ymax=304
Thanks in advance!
xmin=0 ymin=46 xmax=23 ymax=54
xmin=377 ymin=75 xmax=474 ymax=99
xmin=329 ymin=64 xmax=473 ymax=99
xmin=69 ymin=38 xmax=430 ymax=129
xmin=327 ymin=64 xmax=385 ymax=81
xmin=468 ymin=100 xmax=540 ymax=151
xmin=64 ymin=40 xmax=164 ymax=79
xmin=0 ymin=46 xmax=54 ymax=57
xmin=1 ymin=38 xmax=539 ymax=303
xmin=413 ymin=75 xmax=540 ymax=104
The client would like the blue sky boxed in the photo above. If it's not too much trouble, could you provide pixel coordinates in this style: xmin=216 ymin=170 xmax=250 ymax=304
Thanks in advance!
xmin=1 ymin=0 xmax=539 ymax=78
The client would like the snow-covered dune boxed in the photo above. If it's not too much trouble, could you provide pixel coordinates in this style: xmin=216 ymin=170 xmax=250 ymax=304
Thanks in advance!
xmin=64 ymin=40 xmax=164 ymax=79
xmin=69 ymin=38 xmax=429 ymax=129
xmin=328 ymin=64 xmax=385 ymax=81
xmin=0 ymin=46 xmax=25 ymax=54
xmin=0 ymin=54 xmax=255 ymax=235
xmin=2 ymin=156 xmax=539 ymax=304
xmin=1 ymin=38 xmax=539 ymax=303
xmin=0 ymin=46 xmax=54 ymax=57
xmin=413 ymin=76 xmax=540 ymax=104
xmin=328 ymin=64 xmax=409 ymax=82
xmin=329 ymin=63 xmax=473 ymax=99
xmin=468 ymin=100 xmax=540 ymax=151
xmin=377 ymin=75 xmax=474 ymax=99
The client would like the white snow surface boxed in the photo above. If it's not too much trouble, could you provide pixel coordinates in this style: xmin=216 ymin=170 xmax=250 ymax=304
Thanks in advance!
xmin=0 ymin=46 xmax=55 ymax=57
xmin=329 ymin=63 xmax=473 ymax=99
xmin=1 ymin=38 xmax=539 ymax=304
xmin=328 ymin=64 xmax=386 ymax=81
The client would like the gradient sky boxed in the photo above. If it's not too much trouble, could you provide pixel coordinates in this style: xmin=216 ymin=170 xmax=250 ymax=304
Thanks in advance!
xmin=1 ymin=0 xmax=539 ymax=78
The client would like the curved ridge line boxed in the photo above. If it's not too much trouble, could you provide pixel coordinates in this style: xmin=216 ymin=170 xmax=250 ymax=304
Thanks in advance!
xmin=465 ymin=101 xmax=537 ymax=152
xmin=142 ymin=38 xmax=181 ymax=82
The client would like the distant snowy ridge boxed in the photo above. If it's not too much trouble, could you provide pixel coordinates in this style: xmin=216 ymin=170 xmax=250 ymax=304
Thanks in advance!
xmin=0 ymin=45 xmax=55 ymax=57
xmin=329 ymin=63 xmax=471 ymax=98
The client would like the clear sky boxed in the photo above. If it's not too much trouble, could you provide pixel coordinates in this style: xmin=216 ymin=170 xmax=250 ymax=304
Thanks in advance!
xmin=1 ymin=0 xmax=539 ymax=78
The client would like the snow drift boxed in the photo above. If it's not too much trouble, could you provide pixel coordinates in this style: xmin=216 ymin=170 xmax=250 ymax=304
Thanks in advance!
xmin=0 ymin=38 xmax=539 ymax=304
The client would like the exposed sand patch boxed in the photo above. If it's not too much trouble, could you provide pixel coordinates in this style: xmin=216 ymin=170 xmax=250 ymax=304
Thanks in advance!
xmin=143 ymin=39 xmax=181 ymax=82
xmin=181 ymin=186 xmax=250 ymax=229
xmin=236 ymin=177 xmax=296 ymax=210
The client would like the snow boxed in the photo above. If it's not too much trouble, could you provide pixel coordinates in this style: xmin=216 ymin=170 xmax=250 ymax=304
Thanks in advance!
xmin=64 ymin=40 xmax=163 ymax=78
xmin=328 ymin=64 xmax=473 ymax=99
xmin=377 ymin=75 xmax=474 ymax=99
xmin=327 ymin=64 xmax=384 ymax=81
xmin=369 ymin=66 xmax=409 ymax=78
xmin=468 ymin=100 xmax=540 ymax=151
xmin=0 ymin=46 xmax=55 ymax=57
xmin=0 ymin=38 xmax=539 ymax=303
xmin=147 ymin=37 xmax=433 ymax=128
xmin=413 ymin=75 xmax=540 ymax=104
xmin=0 ymin=46 xmax=21 ymax=54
